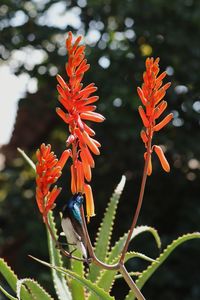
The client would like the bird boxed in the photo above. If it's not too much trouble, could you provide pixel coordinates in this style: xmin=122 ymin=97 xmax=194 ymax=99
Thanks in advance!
xmin=61 ymin=193 xmax=88 ymax=260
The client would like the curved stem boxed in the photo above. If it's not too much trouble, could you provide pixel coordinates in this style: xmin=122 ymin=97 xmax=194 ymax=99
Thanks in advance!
xmin=80 ymin=206 xmax=119 ymax=270
xmin=78 ymin=207 xmax=146 ymax=298
xmin=120 ymin=129 xmax=152 ymax=263
xmin=119 ymin=265 xmax=146 ymax=300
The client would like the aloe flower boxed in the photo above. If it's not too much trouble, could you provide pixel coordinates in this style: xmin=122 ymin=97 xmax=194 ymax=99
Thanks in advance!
xmin=36 ymin=143 xmax=70 ymax=220
xmin=137 ymin=57 xmax=173 ymax=175
xmin=56 ymin=32 xmax=104 ymax=220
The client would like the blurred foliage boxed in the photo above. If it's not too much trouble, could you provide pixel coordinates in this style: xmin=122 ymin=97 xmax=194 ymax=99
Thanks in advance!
xmin=0 ymin=0 xmax=200 ymax=299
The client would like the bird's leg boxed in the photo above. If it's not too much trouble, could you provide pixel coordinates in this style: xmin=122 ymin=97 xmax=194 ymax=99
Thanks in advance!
xmin=69 ymin=248 xmax=77 ymax=257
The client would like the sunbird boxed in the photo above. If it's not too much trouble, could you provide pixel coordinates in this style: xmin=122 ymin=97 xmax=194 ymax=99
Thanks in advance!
xmin=61 ymin=193 xmax=88 ymax=260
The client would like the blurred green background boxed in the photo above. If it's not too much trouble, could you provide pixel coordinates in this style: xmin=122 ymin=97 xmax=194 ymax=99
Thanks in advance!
xmin=0 ymin=0 xmax=200 ymax=299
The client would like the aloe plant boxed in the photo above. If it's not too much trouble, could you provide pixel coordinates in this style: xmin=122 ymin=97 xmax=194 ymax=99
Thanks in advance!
xmin=1 ymin=174 xmax=199 ymax=300
xmin=1 ymin=36 xmax=199 ymax=299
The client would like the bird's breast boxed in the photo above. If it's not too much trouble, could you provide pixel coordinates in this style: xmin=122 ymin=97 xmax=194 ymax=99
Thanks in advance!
xmin=61 ymin=217 xmax=79 ymax=245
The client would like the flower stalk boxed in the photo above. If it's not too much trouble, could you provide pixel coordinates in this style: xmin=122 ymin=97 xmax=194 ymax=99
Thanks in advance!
xmin=120 ymin=57 xmax=173 ymax=262
xmin=120 ymin=129 xmax=152 ymax=263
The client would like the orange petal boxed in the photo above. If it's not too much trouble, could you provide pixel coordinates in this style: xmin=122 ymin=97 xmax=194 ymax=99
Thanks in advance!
xmin=74 ymin=58 xmax=87 ymax=73
xmin=154 ymin=88 xmax=166 ymax=105
xmin=154 ymin=145 xmax=170 ymax=172
xmin=91 ymin=138 xmax=101 ymax=148
xmin=72 ymin=35 xmax=82 ymax=52
xmin=41 ymin=143 xmax=51 ymax=157
xmin=74 ymin=45 xmax=86 ymax=58
xmin=80 ymin=112 xmax=105 ymax=123
xmin=66 ymin=31 xmax=73 ymax=50
xmin=76 ymin=64 xmax=90 ymax=76
xmin=153 ymin=113 xmax=173 ymax=131
xmin=140 ymin=130 xmax=148 ymax=144
xmin=84 ymin=96 xmax=99 ymax=105
xmin=74 ymin=53 xmax=85 ymax=68
xmin=154 ymin=101 xmax=167 ymax=119
xmin=80 ymin=145 xmax=95 ymax=168
xmin=155 ymin=71 xmax=166 ymax=84
xmin=144 ymin=152 xmax=152 ymax=176
xmin=56 ymin=107 xmax=70 ymax=124
xmin=80 ymin=151 xmax=92 ymax=181
xmin=77 ymin=115 xmax=84 ymax=131
xmin=77 ymin=105 xmax=96 ymax=114
xmin=82 ymin=131 xmax=100 ymax=155
xmin=162 ymin=82 xmax=171 ymax=91
xmin=56 ymin=74 xmax=68 ymax=89
xmin=66 ymin=62 xmax=73 ymax=77
xmin=76 ymin=160 xmax=84 ymax=193
xmin=58 ymin=96 xmax=72 ymax=111
xmin=57 ymin=149 xmax=71 ymax=169
xmin=75 ymin=128 xmax=86 ymax=146
xmin=45 ymin=186 xmax=61 ymax=214
xmin=83 ymin=123 xmax=95 ymax=136
xmin=36 ymin=187 xmax=44 ymax=214
xmin=71 ymin=165 xmax=77 ymax=194
xmin=137 ymin=87 xmax=147 ymax=105
xmin=84 ymin=184 xmax=95 ymax=222
xmin=57 ymin=84 xmax=67 ymax=99
xmin=138 ymin=106 xmax=149 ymax=127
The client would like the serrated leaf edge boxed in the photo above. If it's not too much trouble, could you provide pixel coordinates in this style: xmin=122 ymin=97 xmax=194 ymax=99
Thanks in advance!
xmin=30 ymin=256 xmax=115 ymax=300
xmin=16 ymin=278 xmax=54 ymax=300
xmin=0 ymin=258 xmax=31 ymax=300
xmin=125 ymin=232 xmax=200 ymax=300
xmin=106 ymin=225 xmax=161 ymax=263
xmin=94 ymin=175 xmax=126 ymax=252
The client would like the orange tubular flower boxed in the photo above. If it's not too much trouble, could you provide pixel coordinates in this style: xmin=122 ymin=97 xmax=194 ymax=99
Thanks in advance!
xmin=56 ymin=32 xmax=105 ymax=221
xmin=36 ymin=143 xmax=70 ymax=220
xmin=137 ymin=57 xmax=173 ymax=174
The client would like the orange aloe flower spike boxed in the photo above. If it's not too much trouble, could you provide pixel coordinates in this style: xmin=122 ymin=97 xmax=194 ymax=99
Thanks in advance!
xmin=56 ymin=32 xmax=105 ymax=221
xmin=137 ymin=57 xmax=173 ymax=174
xmin=35 ymin=144 xmax=69 ymax=219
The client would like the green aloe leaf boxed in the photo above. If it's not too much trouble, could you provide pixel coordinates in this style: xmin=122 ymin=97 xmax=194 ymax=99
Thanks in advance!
xmin=0 ymin=285 xmax=17 ymax=300
xmin=70 ymin=250 xmax=85 ymax=300
xmin=107 ymin=225 xmax=161 ymax=264
xmin=0 ymin=258 xmax=32 ymax=300
xmin=125 ymin=232 xmax=200 ymax=300
xmin=115 ymin=272 xmax=141 ymax=280
xmin=30 ymin=256 xmax=115 ymax=300
xmin=88 ymin=175 xmax=126 ymax=282
xmin=16 ymin=278 xmax=54 ymax=300
xmin=86 ymin=226 xmax=160 ymax=300
xmin=46 ymin=212 xmax=72 ymax=300
xmin=88 ymin=251 xmax=155 ymax=300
